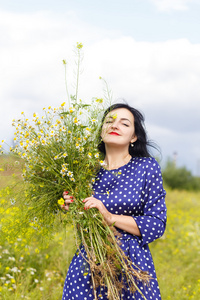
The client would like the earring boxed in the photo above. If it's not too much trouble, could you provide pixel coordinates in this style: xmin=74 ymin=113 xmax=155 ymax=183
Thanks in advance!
xmin=131 ymin=143 xmax=134 ymax=147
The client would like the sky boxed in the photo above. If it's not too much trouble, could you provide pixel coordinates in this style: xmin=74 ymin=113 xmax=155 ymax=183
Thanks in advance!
xmin=0 ymin=0 xmax=200 ymax=175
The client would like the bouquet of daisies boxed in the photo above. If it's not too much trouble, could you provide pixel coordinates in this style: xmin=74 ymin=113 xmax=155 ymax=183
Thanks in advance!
xmin=4 ymin=43 xmax=150 ymax=299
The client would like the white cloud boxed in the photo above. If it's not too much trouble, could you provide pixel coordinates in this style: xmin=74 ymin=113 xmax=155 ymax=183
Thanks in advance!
xmin=149 ymin=0 xmax=196 ymax=11
xmin=0 ymin=9 xmax=200 ymax=174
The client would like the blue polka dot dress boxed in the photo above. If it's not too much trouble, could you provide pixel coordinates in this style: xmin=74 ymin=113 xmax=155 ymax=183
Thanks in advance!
xmin=62 ymin=157 xmax=167 ymax=300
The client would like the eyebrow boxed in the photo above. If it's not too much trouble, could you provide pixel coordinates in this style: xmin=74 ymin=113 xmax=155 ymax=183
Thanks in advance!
xmin=106 ymin=116 xmax=132 ymax=124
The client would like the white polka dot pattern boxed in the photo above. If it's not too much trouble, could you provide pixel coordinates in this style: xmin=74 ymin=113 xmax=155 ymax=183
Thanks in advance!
xmin=62 ymin=157 xmax=167 ymax=300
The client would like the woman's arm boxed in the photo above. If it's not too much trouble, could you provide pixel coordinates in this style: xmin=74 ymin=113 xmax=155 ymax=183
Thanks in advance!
xmin=62 ymin=191 xmax=140 ymax=236
xmin=83 ymin=196 xmax=141 ymax=237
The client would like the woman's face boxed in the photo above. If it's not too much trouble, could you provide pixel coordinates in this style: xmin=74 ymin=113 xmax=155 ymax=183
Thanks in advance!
xmin=101 ymin=108 xmax=137 ymax=148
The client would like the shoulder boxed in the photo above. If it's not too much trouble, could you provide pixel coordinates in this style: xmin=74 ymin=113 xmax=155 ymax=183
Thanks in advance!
xmin=131 ymin=157 xmax=162 ymax=174
xmin=132 ymin=156 xmax=159 ymax=167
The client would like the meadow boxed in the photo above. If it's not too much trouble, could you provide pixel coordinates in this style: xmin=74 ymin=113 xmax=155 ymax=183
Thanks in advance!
xmin=0 ymin=156 xmax=200 ymax=299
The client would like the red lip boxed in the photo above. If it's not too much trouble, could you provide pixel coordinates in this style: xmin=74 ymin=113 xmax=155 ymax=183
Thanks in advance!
xmin=109 ymin=132 xmax=120 ymax=136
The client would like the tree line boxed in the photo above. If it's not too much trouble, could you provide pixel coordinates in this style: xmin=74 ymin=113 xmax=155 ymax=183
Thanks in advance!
xmin=162 ymin=159 xmax=200 ymax=190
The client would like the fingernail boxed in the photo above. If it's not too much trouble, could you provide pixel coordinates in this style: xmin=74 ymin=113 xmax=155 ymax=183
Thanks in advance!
xmin=84 ymin=207 xmax=86 ymax=210
xmin=70 ymin=196 xmax=73 ymax=199
xmin=71 ymin=200 xmax=74 ymax=203
xmin=64 ymin=191 xmax=69 ymax=194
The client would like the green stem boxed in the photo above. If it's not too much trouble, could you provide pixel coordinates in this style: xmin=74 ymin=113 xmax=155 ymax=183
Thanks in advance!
xmin=75 ymin=49 xmax=81 ymax=103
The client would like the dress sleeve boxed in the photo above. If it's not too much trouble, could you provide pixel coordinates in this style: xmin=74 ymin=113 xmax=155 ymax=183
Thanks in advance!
xmin=133 ymin=159 xmax=167 ymax=247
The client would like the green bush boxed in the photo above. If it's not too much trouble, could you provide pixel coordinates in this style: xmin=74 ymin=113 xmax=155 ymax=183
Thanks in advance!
xmin=162 ymin=159 xmax=200 ymax=190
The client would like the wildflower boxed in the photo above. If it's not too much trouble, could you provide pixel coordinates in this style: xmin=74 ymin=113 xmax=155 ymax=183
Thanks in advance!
xmin=10 ymin=198 xmax=16 ymax=205
xmin=0 ymin=277 xmax=6 ymax=281
xmin=8 ymin=257 xmax=15 ymax=261
xmin=2 ymin=249 xmax=9 ymax=254
xmin=95 ymin=98 xmax=103 ymax=103
xmin=67 ymin=171 xmax=73 ymax=177
xmin=58 ymin=198 xmax=64 ymax=206
xmin=88 ymin=153 xmax=92 ymax=158
xmin=99 ymin=160 xmax=106 ymax=166
xmin=77 ymin=42 xmax=83 ymax=49
xmin=61 ymin=102 xmax=66 ymax=107
xmin=62 ymin=152 xmax=68 ymax=158
xmin=94 ymin=153 xmax=99 ymax=158
xmin=69 ymin=107 xmax=75 ymax=113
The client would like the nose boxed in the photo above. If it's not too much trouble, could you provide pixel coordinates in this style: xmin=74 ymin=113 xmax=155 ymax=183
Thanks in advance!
xmin=111 ymin=120 xmax=119 ymax=129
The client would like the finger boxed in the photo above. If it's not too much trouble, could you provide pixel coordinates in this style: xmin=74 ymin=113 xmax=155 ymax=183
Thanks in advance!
xmin=82 ymin=196 xmax=93 ymax=203
xmin=62 ymin=204 xmax=69 ymax=211
xmin=64 ymin=195 xmax=74 ymax=200
xmin=84 ymin=200 xmax=97 ymax=210
xmin=63 ymin=191 xmax=69 ymax=196
xmin=65 ymin=198 xmax=74 ymax=205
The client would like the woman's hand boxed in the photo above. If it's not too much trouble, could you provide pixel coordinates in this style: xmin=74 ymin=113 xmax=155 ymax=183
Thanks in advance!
xmin=83 ymin=196 xmax=141 ymax=236
xmin=83 ymin=196 xmax=113 ymax=225
xmin=62 ymin=191 xmax=74 ymax=211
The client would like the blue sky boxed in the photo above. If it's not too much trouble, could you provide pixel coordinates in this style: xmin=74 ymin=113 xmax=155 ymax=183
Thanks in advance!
xmin=1 ymin=0 xmax=200 ymax=42
xmin=0 ymin=0 xmax=200 ymax=175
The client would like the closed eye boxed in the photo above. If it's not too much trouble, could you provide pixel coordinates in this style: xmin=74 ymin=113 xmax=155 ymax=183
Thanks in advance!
xmin=123 ymin=123 xmax=129 ymax=127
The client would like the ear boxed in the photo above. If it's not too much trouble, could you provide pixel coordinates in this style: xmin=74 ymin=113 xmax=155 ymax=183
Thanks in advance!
xmin=131 ymin=136 xmax=137 ymax=143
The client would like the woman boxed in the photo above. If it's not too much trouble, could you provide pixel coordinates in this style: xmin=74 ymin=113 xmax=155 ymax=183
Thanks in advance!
xmin=62 ymin=103 xmax=167 ymax=300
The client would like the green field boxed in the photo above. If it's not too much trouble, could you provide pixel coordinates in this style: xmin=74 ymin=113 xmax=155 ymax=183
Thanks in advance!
xmin=0 ymin=157 xmax=200 ymax=299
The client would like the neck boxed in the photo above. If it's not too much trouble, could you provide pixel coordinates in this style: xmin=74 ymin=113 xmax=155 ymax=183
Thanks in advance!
xmin=104 ymin=145 xmax=131 ymax=170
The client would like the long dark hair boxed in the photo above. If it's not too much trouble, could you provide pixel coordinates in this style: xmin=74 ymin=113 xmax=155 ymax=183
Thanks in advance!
xmin=98 ymin=103 xmax=158 ymax=158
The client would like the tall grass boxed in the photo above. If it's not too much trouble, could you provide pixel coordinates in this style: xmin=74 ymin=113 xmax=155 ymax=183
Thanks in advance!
xmin=0 ymin=156 xmax=200 ymax=299
xmin=150 ymin=189 xmax=200 ymax=299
